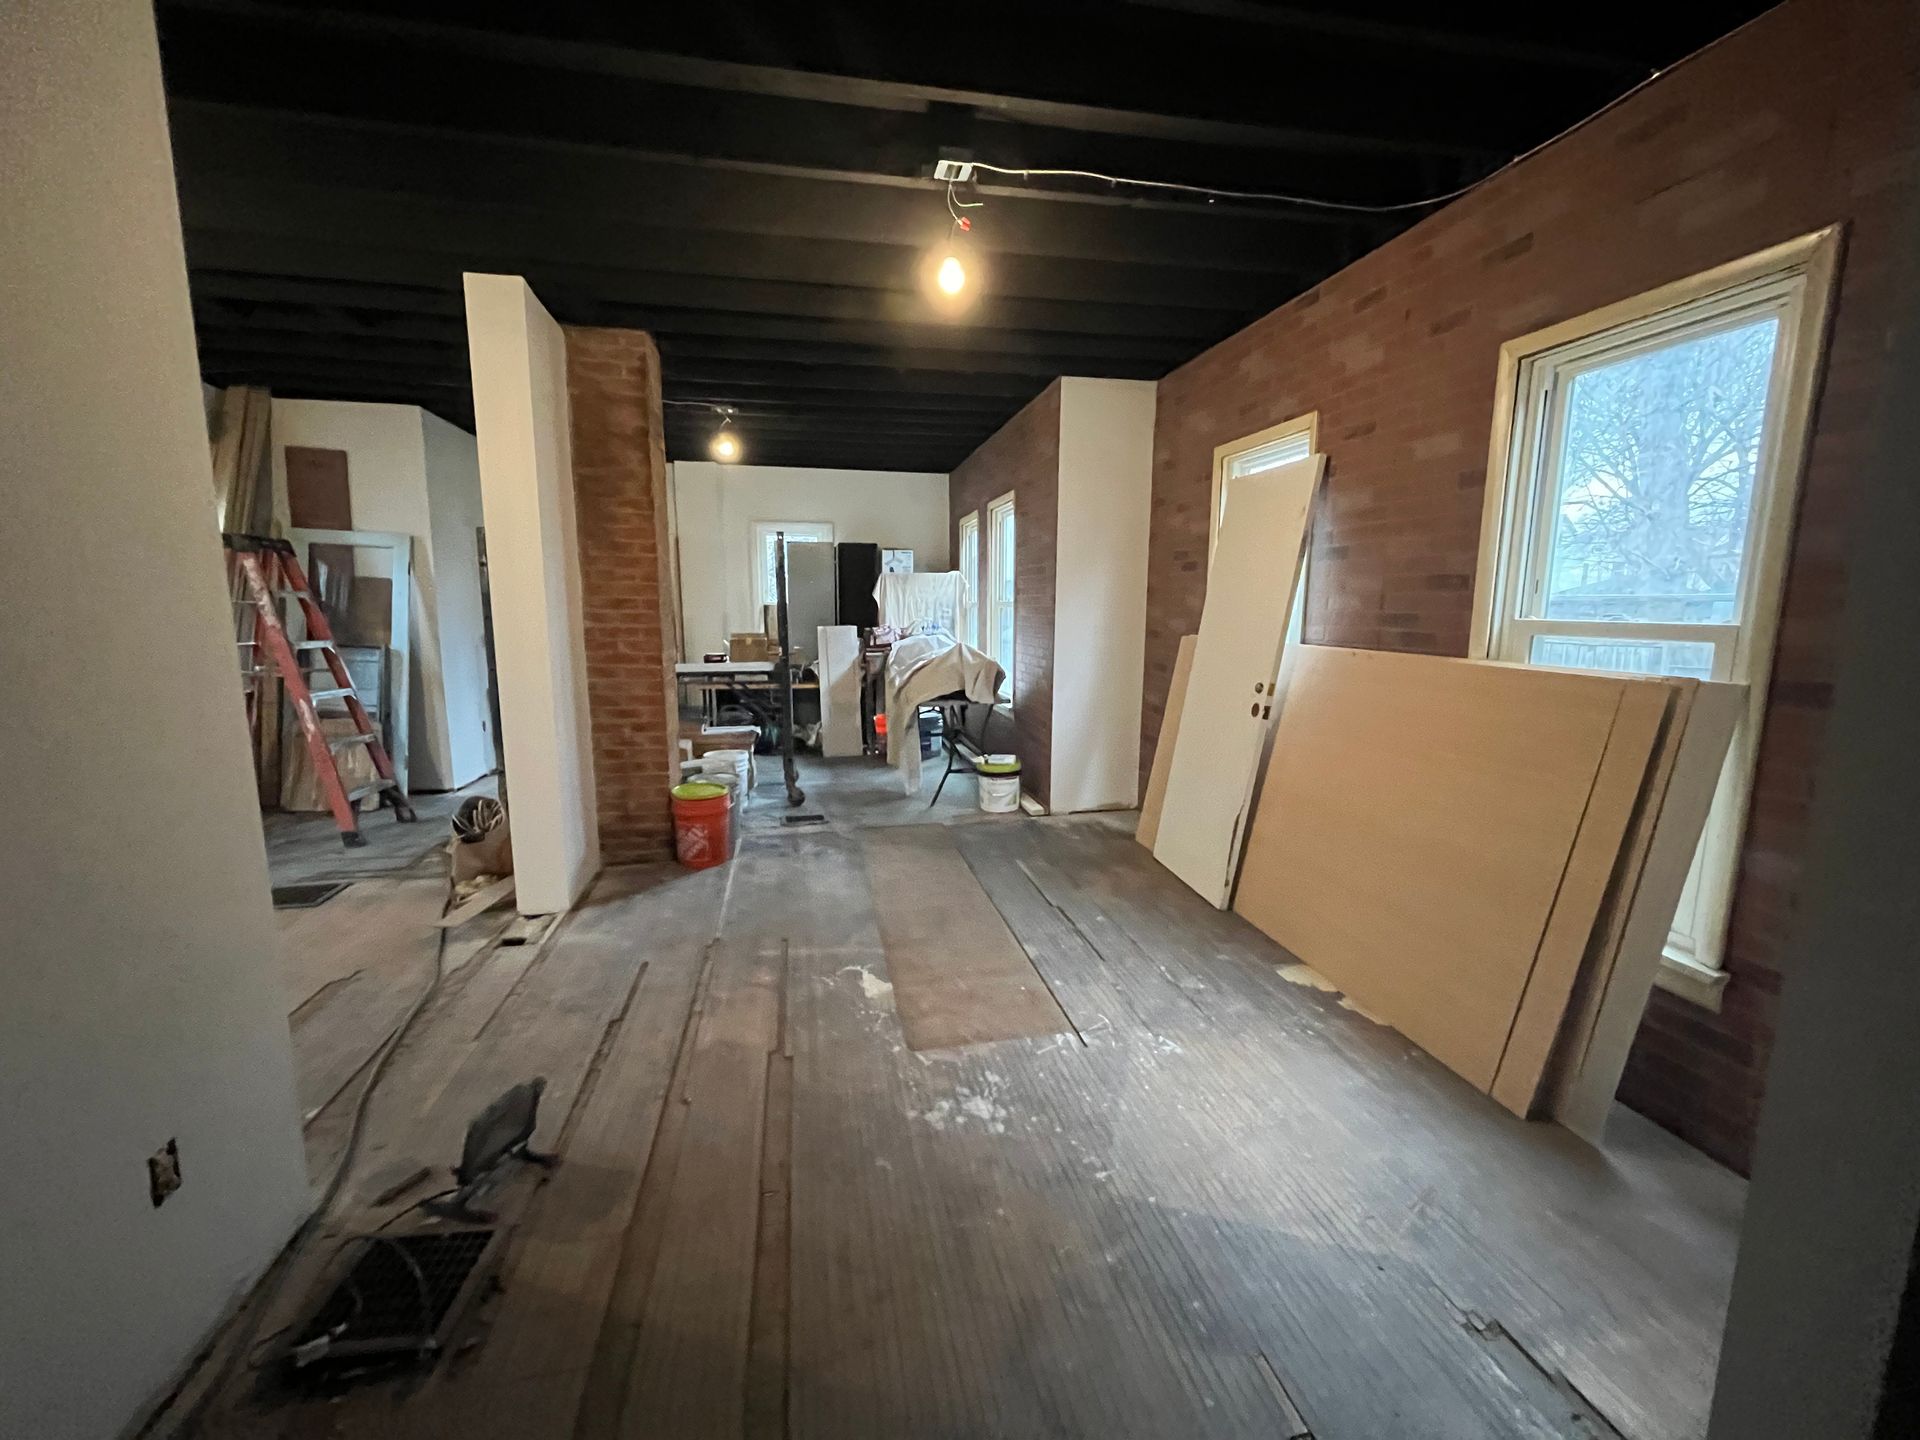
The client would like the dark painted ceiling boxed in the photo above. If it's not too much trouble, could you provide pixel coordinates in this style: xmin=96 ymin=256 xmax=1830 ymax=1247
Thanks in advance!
xmin=159 ymin=0 xmax=1772 ymax=472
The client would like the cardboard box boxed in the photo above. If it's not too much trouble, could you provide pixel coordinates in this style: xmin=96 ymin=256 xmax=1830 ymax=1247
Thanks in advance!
xmin=691 ymin=725 xmax=759 ymax=756
xmin=729 ymin=632 xmax=777 ymax=662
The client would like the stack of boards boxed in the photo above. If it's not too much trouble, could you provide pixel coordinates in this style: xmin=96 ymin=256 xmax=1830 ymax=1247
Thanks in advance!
xmin=1137 ymin=454 xmax=1743 ymax=1141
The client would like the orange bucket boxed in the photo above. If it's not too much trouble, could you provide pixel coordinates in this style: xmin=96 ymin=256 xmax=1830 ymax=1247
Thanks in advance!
xmin=671 ymin=781 xmax=733 ymax=869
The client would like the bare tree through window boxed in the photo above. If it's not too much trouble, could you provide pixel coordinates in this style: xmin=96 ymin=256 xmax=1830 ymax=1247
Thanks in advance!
xmin=1545 ymin=316 xmax=1780 ymax=626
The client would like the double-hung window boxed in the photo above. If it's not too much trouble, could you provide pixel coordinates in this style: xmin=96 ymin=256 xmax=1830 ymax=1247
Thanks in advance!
xmin=1472 ymin=229 xmax=1839 ymax=1005
xmin=751 ymin=520 xmax=834 ymax=610
xmin=985 ymin=492 xmax=1015 ymax=700
xmin=957 ymin=510 xmax=981 ymax=646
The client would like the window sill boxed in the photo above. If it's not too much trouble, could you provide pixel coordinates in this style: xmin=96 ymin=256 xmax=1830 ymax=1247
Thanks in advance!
xmin=1653 ymin=948 xmax=1729 ymax=1012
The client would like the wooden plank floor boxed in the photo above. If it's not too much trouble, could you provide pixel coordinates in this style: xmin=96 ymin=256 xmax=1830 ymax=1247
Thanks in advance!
xmin=178 ymin=775 xmax=1740 ymax=1440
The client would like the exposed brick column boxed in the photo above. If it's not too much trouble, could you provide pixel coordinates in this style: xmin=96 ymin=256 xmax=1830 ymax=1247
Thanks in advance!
xmin=563 ymin=326 xmax=680 ymax=863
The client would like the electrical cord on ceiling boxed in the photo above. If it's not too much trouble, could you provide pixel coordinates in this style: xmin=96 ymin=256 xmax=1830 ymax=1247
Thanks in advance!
xmin=961 ymin=44 xmax=1713 ymax=216
xmin=946 ymin=179 xmax=983 ymax=224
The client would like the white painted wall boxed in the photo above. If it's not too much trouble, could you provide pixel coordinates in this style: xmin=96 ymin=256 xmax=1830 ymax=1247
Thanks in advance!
xmin=268 ymin=400 xmax=492 ymax=792
xmin=465 ymin=274 xmax=600 ymax=914
xmin=1 ymin=5 xmax=312 ymax=1435
xmin=421 ymin=410 xmax=495 ymax=787
xmin=1051 ymin=378 xmax=1157 ymax=814
xmin=671 ymin=461 xmax=950 ymax=656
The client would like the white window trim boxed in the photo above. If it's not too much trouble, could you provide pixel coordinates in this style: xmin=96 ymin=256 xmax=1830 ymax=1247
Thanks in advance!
xmin=750 ymin=519 xmax=834 ymax=611
xmin=1208 ymin=412 xmax=1319 ymax=569
xmin=1470 ymin=226 xmax=1841 ymax=1008
xmin=957 ymin=509 xmax=981 ymax=647
xmin=985 ymin=491 xmax=1015 ymax=704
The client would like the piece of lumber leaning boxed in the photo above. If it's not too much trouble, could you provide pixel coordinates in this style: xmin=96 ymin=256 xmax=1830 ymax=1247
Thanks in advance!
xmin=1136 ymin=633 xmax=1198 ymax=850
xmin=1546 ymin=680 xmax=1745 ymax=1139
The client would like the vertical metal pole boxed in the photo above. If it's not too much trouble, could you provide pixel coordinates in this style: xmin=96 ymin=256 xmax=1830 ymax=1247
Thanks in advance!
xmin=774 ymin=530 xmax=805 ymax=806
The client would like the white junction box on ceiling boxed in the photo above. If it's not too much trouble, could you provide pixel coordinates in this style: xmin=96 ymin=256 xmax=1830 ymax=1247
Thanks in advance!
xmin=932 ymin=159 xmax=975 ymax=182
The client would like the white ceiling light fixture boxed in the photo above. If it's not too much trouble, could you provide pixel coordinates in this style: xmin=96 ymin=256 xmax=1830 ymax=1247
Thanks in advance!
xmin=709 ymin=405 xmax=742 ymax=462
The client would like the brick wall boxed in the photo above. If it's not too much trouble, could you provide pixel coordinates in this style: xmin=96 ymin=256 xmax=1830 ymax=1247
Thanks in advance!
xmin=950 ymin=381 xmax=1060 ymax=807
xmin=564 ymin=326 xmax=680 ymax=863
xmin=1142 ymin=0 xmax=1918 ymax=1173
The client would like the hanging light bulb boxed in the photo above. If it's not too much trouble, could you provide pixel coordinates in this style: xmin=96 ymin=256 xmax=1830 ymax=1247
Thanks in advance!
xmin=709 ymin=406 xmax=741 ymax=462
xmin=921 ymin=184 xmax=983 ymax=317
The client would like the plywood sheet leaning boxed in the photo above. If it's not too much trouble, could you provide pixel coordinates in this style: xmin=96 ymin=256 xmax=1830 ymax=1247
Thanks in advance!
xmin=1135 ymin=633 xmax=1198 ymax=850
xmin=1548 ymin=681 xmax=1746 ymax=1140
xmin=817 ymin=624 xmax=862 ymax=758
xmin=1487 ymin=678 xmax=1674 ymax=1116
xmin=1232 ymin=646 xmax=1642 ymax=1091
xmin=1153 ymin=455 xmax=1322 ymax=908
xmin=862 ymin=825 xmax=1072 ymax=1050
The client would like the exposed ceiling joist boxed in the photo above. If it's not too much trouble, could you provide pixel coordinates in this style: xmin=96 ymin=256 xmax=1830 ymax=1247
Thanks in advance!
xmin=159 ymin=0 xmax=1773 ymax=470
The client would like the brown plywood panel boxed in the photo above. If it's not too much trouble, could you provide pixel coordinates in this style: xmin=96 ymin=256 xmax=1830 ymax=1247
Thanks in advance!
xmin=1489 ymin=679 xmax=1673 ymax=1117
xmin=1135 ymin=633 xmax=1197 ymax=850
xmin=1233 ymin=647 xmax=1628 ymax=1091
xmin=285 ymin=444 xmax=352 ymax=529
xmin=862 ymin=825 xmax=1072 ymax=1051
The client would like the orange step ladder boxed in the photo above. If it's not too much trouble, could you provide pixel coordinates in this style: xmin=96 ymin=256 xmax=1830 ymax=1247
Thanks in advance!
xmin=225 ymin=534 xmax=415 ymax=847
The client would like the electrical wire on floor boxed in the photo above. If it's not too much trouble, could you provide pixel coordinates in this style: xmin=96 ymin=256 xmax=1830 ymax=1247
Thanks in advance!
xmin=182 ymin=886 xmax=461 ymax=1425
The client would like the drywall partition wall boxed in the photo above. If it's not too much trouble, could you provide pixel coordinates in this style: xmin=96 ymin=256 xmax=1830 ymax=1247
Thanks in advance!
xmin=564 ymin=326 xmax=680 ymax=864
xmin=949 ymin=382 xmax=1061 ymax=805
xmin=672 ymin=461 xmax=951 ymax=656
xmin=268 ymin=399 xmax=493 ymax=792
xmin=1051 ymin=377 xmax=1156 ymax=814
xmin=464 ymin=273 xmax=599 ymax=913
xmin=1708 ymin=177 xmax=1920 ymax=1439
xmin=0 ymin=4 xmax=312 ymax=1435
xmin=1140 ymin=0 xmax=1920 ymax=1172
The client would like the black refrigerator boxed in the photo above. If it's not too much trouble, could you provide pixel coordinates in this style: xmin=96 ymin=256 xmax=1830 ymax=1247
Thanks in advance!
xmin=836 ymin=542 xmax=881 ymax=629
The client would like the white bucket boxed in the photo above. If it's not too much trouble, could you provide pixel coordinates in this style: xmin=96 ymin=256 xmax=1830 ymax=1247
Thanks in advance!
xmin=977 ymin=770 xmax=1021 ymax=814
xmin=698 ymin=748 xmax=753 ymax=802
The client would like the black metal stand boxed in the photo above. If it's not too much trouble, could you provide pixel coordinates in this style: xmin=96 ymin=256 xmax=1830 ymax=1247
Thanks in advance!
xmin=774 ymin=531 xmax=805 ymax=807
xmin=927 ymin=697 xmax=992 ymax=807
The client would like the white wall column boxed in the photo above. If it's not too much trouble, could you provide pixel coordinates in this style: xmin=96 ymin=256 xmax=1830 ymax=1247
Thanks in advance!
xmin=1051 ymin=377 xmax=1158 ymax=814
xmin=463 ymin=274 xmax=600 ymax=913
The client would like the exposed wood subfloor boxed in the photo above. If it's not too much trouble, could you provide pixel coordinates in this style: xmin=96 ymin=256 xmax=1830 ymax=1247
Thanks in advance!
xmin=263 ymin=776 xmax=497 ymax=888
xmin=179 ymin=793 xmax=1740 ymax=1440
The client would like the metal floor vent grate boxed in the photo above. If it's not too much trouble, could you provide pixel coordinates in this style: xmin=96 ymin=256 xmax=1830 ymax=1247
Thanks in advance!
xmin=285 ymin=1227 xmax=497 ymax=1378
xmin=272 ymin=882 xmax=350 ymax=909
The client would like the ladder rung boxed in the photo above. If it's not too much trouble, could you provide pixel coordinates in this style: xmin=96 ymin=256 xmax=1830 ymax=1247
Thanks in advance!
xmin=328 ymin=731 xmax=378 ymax=751
xmin=295 ymin=639 xmax=333 ymax=651
xmin=347 ymin=779 xmax=397 ymax=803
xmin=308 ymin=687 xmax=354 ymax=702
xmin=275 ymin=588 xmax=314 ymax=600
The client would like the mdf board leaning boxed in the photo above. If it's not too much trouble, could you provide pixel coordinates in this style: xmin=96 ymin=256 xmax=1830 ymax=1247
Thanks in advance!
xmin=1233 ymin=647 xmax=1654 ymax=1094
xmin=1231 ymin=646 xmax=1741 ymax=1135
xmin=1152 ymin=456 xmax=1322 ymax=909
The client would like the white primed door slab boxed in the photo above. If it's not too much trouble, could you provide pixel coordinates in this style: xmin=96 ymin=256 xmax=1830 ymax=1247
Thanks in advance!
xmin=1153 ymin=455 xmax=1321 ymax=907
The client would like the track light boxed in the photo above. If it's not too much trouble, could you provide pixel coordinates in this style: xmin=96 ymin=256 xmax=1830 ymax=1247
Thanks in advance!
xmin=709 ymin=406 xmax=741 ymax=462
